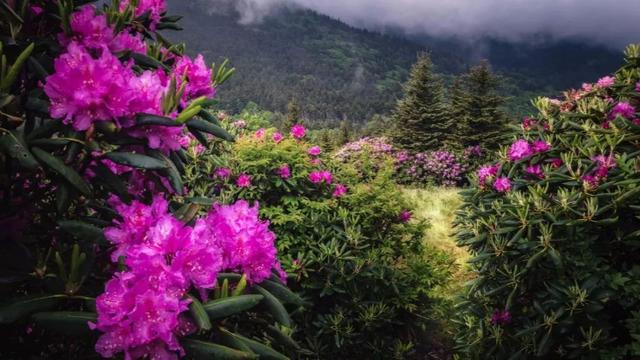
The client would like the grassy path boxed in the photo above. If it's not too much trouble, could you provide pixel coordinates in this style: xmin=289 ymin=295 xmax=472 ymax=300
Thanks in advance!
xmin=403 ymin=187 xmax=469 ymax=266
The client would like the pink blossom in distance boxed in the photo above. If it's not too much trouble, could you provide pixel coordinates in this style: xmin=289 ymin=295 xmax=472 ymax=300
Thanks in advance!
xmin=493 ymin=177 xmax=511 ymax=193
xmin=290 ymin=124 xmax=306 ymax=139
xmin=236 ymin=174 xmax=252 ymax=188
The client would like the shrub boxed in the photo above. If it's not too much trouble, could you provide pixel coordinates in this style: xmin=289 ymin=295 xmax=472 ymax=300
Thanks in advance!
xmin=334 ymin=136 xmax=481 ymax=186
xmin=454 ymin=45 xmax=640 ymax=359
xmin=185 ymin=126 xmax=455 ymax=358
xmin=0 ymin=1 xmax=296 ymax=359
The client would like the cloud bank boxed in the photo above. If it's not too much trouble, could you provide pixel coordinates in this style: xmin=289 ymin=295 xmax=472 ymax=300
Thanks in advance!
xmin=198 ymin=0 xmax=640 ymax=47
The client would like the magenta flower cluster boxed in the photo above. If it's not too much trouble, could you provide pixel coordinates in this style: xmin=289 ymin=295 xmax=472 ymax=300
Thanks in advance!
xmin=94 ymin=196 xmax=282 ymax=359
xmin=44 ymin=3 xmax=215 ymax=154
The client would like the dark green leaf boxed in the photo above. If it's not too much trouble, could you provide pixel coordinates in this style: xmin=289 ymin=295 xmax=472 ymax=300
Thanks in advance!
xmin=0 ymin=295 xmax=67 ymax=324
xmin=32 ymin=147 xmax=91 ymax=196
xmin=32 ymin=311 xmax=96 ymax=336
xmin=188 ymin=296 xmax=211 ymax=331
xmin=203 ymin=295 xmax=264 ymax=320
xmin=104 ymin=152 xmax=167 ymax=170
xmin=182 ymin=339 xmax=257 ymax=360
xmin=254 ymin=286 xmax=291 ymax=327
xmin=187 ymin=118 xmax=234 ymax=141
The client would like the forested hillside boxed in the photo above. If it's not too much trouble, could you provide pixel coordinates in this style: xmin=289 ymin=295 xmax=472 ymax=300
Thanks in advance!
xmin=166 ymin=0 xmax=622 ymax=125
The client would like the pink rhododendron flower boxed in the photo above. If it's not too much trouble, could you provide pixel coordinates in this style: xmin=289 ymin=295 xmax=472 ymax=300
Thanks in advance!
xmin=636 ymin=81 xmax=640 ymax=93
xmin=477 ymin=164 xmax=499 ymax=185
xmin=255 ymin=128 xmax=265 ymax=139
xmin=127 ymin=125 xmax=183 ymax=154
xmin=532 ymin=140 xmax=551 ymax=154
xmin=525 ymin=164 xmax=544 ymax=179
xmin=97 ymin=196 xmax=282 ymax=359
xmin=232 ymin=120 xmax=246 ymax=128
xmin=582 ymin=83 xmax=593 ymax=92
xmin=272 ymin=132 xmax=283 ymax=143
xmin=173 ymin=54 xmax=214 ymax=102
xmin=276 ymin=164 xmax=291 ymax=179
xmin=308 ymin=170 xmax=332 ymax=184
xmin=236 ymin=174 xmax=252 ymax=188
xmin=490 ymin=310 xmax=511 ymax=326
xmin=30 ymin=5 xmax=43 ymax=16
xmin=120 ymin=0 xmax=167 ymax=30
xmin=214 ymin=167 xmax=231 ymax=179
xmin=399 ymin=210 xmax=412 ymax=223
xmin=207 ymin=201 xmax=280 ymax=283
xmin=110 ymin=30 xmax=147 ymax=54
xmin=129 ymin=70 xmax=167 ymax=115
xmin=493 ymin=177 xmax=511 ymax=193
xmin=508 ymin=139 xmax=532 ymax=161
xmin=549 ymin=158 xmax=563 ymax=168
xmin=608 ymin=102 xmax=636 ymax=120
xmin=62 ymin=5 xmax=113 ymax=50
xmin=44 ymin=42 xmax=135 ymax=130
xmin=308 ymin=146 xmax=321 ymax=156
xmin=522 ymin=117 xmax=534 ymax=131
xmin=332 ymin=184 xmax=347 ymax=198
xmin=596 ymin=76 xmax=615 ymax=88
xmin=290 ymin=124 xmax=306 ymax=139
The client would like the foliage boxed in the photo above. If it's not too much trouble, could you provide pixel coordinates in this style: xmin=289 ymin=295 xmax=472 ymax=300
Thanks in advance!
xmin=335 ymin=137 xmax=481 ymax=186
xmin=184 ymin=126 xmax=455 ymax=358
xmin=454 ymin=45 xmax=640 ymax=359
xmin=390 ymin=52 xmax=452 ymax=151
xmin=0 ymin=1 xmax=297 ymax=359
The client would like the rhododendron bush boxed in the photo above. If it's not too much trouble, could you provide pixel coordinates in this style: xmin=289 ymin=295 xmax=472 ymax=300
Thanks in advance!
xmin=0 ymin=1 xmax=297 ymax=359
xmin=334 ymin=136 xmax=481 ymax=186
xmin=184 ymin=125 xmax=455 ymax=358
xmin=454 ymin=45 xmax=640 ymax=359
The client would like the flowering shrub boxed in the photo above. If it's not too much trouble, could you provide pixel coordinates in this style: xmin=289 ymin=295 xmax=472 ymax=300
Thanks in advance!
xmin=335 ymin=136 xmax=479 ymax=186
xmin=0 ymin=1 xmax=296 ymax=359
xmin=454 ymin=45 xmax=640 ymax=359
xmin=185 ymin=126 xmax=454 ymax=358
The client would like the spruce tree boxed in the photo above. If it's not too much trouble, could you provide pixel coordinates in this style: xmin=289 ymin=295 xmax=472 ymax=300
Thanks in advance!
xmin=446 ymin=75 xmax=471 ymax=150
xmin=337 ymin=120 xmax=351 ymax=146
xmin=461 ymin=61 xmax=507 ymax=150
xmin=283 ymin=98 xmax=301 ymax=131
xmin=390 ymin=52 xmax=450 ymax=152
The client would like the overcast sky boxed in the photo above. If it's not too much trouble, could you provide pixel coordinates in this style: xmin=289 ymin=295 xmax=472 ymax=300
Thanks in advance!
xmin=202 ymin=0 xmax=640 ymax=47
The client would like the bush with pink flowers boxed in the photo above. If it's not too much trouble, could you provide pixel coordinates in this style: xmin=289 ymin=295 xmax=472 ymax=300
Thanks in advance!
xmin=454 ymin=45 xmax=640 ymax=359
xmin=0 ymin=1 xmax=298 ymax=359
xmin=184 ymin=125 xmax=454 ymax=358
xmin=335 ymin=137 xmax=481 ymax=186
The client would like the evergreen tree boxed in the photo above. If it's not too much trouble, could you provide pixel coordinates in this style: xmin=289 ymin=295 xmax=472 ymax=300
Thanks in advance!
xmin=337 ymin=120 xmax=351 ymax=146
xmin=446 ymin=75 xmax=471 ymax=150
xmin=461 ymin=61 xmax=507 ymax=150
xmin=316 ymin=129 xmax=335 ymax=153
xmin=283 ymin=98 xmax=301 ymax=131
xmin=390 ymin=52 xmax=451 ymax=152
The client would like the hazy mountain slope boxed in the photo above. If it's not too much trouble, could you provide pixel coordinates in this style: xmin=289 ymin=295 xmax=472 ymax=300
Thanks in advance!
xmin=165 ymin=0 xmax=622 ymax=124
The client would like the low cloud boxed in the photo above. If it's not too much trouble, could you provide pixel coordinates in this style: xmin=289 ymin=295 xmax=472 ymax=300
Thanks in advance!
xmin=197 ymin=0 xmax=640 ymax=47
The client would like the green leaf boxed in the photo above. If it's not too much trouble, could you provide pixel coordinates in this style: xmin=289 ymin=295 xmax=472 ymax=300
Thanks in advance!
xmin=1 ymin=43 xmax=34 ymax=91
xmin=254 ymin=286 xmax=291 ymax=327
xmin=32 ymin=311 xmax=96 ymax=336
xmin=203 ymin=295 xmax=264 ymax=320
xmin=188 ymin=296 xmax=212 ymax=331
xmin=58 ymin=220 xmax=106 ymax=244
xmin=260 ymin=280 xmax=304 ymax=306
xmin=0 ymin=129 xmax=39 ymax=169
xmin=0 ymin=295 xmax=67 ymax=324
xmin=104 ymin=152 xmax=167 ymax=170
xmin=32 ymin=147 xmax=91 ymax=196
xmin=135 ymin=113 xmax=181 ymax=127
xmin=187 ymin=118 xmax=234 ymax=141
xmin=182 ymin=339 xmax=257 ymax=360
xmin=266 ymin=325 xmax=300 ymax=350
xmin=128 ymin=52 xmax=169 ymax=71
xmin=226 ymin=331 xmax=290 ymax=360
xmin=148 ymin=150 xmax=183 ymax=195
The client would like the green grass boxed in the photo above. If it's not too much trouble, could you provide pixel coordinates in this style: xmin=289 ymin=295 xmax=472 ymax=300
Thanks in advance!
xmin=403 ymin=187 xmax=469 ymax=266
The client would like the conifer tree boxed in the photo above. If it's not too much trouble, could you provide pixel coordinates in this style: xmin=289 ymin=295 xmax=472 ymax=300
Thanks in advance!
xmin=316 ymin=129 xmax=335 ymax=153
xmin=461 ymin=61 xmax=507 ymax=150
xmin=446 ymin=75 xmax=471 ymax=150
xmin=337 ymin=120 xmax=352 ymax=146
xmin=283 ymin=98 xmax=301 ymax=131
xmin=390 ymin=52 xmax=450 ymax=152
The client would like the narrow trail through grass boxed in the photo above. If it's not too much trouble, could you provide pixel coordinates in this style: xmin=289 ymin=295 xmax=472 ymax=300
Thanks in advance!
xmin=403 ymin=187 xmax=472 ymax=299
